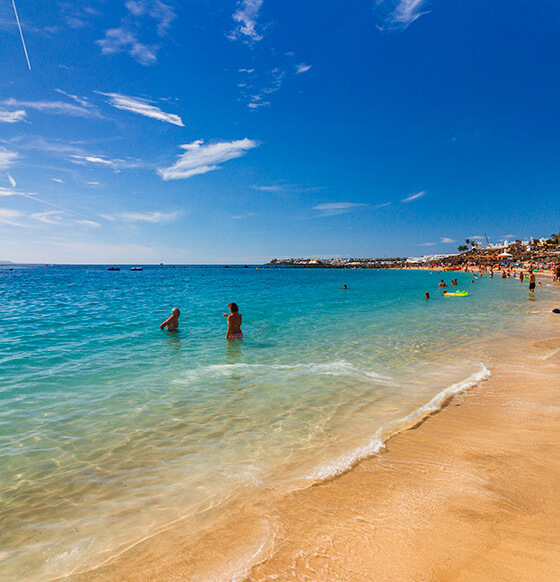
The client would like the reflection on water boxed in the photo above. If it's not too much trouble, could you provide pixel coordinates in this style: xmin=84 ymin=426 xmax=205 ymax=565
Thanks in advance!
xmin=226 ymin=336 xmax=243 ymax=363
xmin=164 ymin=329 xmax=182 ymax=350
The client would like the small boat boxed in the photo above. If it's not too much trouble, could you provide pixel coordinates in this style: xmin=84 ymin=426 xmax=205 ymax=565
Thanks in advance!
xmin=107 ymin=266 xmax=120 ymax=271
xmin=131 ymin=267 xmax=143 ymax=271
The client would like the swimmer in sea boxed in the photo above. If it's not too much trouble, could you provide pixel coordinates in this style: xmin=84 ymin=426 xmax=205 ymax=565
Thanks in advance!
xmin=160 ymin=307 xmax=180 ymax=331
xmin=223 ymin=302 xmax=243 ymax=339
xmin=425 ymin=292 xmax=430 ymax=299
xmin=438 ymin=280 xmax=447 ymax=287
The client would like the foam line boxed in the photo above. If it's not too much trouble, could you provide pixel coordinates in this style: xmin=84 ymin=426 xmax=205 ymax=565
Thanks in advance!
xmin=305 ymin=365 xmax=492 ymax=483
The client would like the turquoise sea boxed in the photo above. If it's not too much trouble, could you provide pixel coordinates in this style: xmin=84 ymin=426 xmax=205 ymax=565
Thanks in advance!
xmin=0 ymin=265 xmax=554 ymax=579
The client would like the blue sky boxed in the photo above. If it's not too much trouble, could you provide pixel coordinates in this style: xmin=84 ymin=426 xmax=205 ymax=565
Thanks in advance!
xmin=1 ymin=0 xmax=559 ymax=263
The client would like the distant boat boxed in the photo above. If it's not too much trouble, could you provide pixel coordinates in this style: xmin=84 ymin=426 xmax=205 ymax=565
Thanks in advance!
xmin=131 ymin=267 xmax=143 ymax=271
xmin=107 ymin=267 xmax=120 ymax=271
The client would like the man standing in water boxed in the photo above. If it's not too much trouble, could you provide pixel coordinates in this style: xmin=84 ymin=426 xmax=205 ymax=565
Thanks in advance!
xmin=529 ymin=270 xmax=536 ymax=293
xmin=160 ymin=307 xmax=180 ymax=330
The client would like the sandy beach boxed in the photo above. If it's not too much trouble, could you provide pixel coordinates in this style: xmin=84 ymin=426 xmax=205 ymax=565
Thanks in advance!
xmin=61 ymin=282 xmax=560 ymax=582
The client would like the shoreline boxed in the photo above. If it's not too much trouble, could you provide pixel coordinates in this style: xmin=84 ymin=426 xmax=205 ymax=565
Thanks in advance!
xmin=64 ymin=286 xmax=560 ymax=581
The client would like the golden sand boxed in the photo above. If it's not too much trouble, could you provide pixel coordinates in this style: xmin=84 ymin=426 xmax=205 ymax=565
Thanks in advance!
xmin=67 ymin=309 xmax=560 ymax=581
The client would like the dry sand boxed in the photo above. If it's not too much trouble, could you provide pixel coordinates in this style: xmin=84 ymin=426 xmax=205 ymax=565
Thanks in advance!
xmin=67 ymin=312 xmax=560 ymax=582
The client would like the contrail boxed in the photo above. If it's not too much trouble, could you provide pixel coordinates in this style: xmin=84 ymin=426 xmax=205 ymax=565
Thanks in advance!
xmin=12 ymin=0 xmax=31 ymax=70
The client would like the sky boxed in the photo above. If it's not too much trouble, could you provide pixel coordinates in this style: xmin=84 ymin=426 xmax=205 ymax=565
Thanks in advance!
xmin=0 ymin=0 xmax=559 ymax=264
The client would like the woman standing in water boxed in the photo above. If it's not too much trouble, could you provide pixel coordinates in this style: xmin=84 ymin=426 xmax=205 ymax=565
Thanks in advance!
xmin=223 ymin=302 xmax=243 ymax=338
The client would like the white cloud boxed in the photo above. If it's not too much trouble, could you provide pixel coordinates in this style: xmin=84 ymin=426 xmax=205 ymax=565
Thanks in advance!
xmin=76 ymin=219 xmax=101 ymax=228
xmin=313 ymin=202 xmax=366 ymax=216
xmin=52 ymin=178 xmax=64 ymax=183
xmin=248 ymin=100 xmax=270 ymax=109
xmin=70 ymin=155 xmax=114 ymax=166
xmin=375 ymin=0 xmax=429 ymax=30
xmin=0 ymin=109 xmax=26 ymax=123
xmin=99 ymin=214 xmax=117 ymax=222
xmin=254 ymin=184 xmax=324 ymax=194
xmin=2 ymin=99 xmax=93 ymax=117
xmin=97 ymin=1 xmax=176 ymax=65
xmin=69 ymin=154 xmax=141 ymax=171
xmin=239 ymin=68 xmax=255 ymax=73
xmin=7 ymin=174 xmax=16 ymax=188
xmin=54 ymin=89 xmax=91 ymax=108
xmin=31 ymin=210 xmax=65 ymax=224
xmin=0 ymin=208 xmax=25 ymax=227
xmin=402 ymin=190 xmax=426 ymax=202
xmin=97 ymin=28 xmax=158 ymax=65
xmin=296 ymin=63 xmax=311 ymax=74
xmin=0 ymin=187 xmax=20 ymax=197
xmin=440 ymin=237 xmax=455 ymax=244
xmin=469 ymin=235 xmax=485 ymax=240
xmin=158 ymin=139 xmax=258 ymax=180
xmin=118 ymin=211 xmax=179 ymax=224
xmin=245 ymin=68 xmax=285 ymax=109
xmin=99 ymin=92 xmax=184 ymax=126
xmin=229 ymin=0 xmax=264 ymax=43
xmin=374 ymin=202 xmax=392 ymax=209
xmin=254 ymin=185 xmax=284 ymax=192
xmin=0 ymin=148 xmax=18 ymax=169
xmin=419 ymin=241 xmax=437 ymax=247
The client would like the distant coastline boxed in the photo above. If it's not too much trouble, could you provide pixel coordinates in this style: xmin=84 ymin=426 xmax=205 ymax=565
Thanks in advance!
xmin=268 ymin=240 xmax=560 ymax=269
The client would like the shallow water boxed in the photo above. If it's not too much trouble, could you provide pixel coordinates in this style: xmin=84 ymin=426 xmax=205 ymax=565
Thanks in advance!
xmin=0 ymin=265 xmax=554 ymax=579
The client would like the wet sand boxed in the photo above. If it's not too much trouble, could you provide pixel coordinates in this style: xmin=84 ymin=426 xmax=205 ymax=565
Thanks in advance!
xmin=244 ymin=328 xmax=560 ymax=581
xmin=66 ymin=313 xmax=560 ymax=581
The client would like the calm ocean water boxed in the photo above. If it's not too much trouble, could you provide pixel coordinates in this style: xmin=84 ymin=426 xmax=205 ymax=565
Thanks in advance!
xmin=0 ymin=265 xmax=552 ymax=579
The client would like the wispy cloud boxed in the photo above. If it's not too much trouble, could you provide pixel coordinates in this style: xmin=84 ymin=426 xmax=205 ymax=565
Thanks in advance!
xmin=402 ymin=190 xmax=426 ymax=202
xmin=7 ymin=173 xmax=16 ymax=187
xmin=52 ymin=178 xmax=64 ymax=183
xmin=0 ymin=109 xmax=26 ymax=123
xmin=97 ymin=1 xmax=177 ymax=65
xmin=314 ymin=202 xmax=366 ymax=216
xmin=158 ymin=139 xmax=258 ymax=180
xmin=76 ymin=219 xmax=101 ymax=228
xmin=254 ymin=185 xmax=285 ymax=192
xmin=97 ymin=28 xmax=158 ymax=65
xmin=0 ymin=208 xmax=25 ymax=227
xmin=54 ymin=89 xmax=91 ymax=108
xmin=99 ymin=92 xmax=184 ymax=126
xmin=254 ymin=184 xmax=324 ymax=194
xmin=375 ymin=0 xmax=429 ymax=30
xmin=243 ymin=67 xmax=286 ymax=110
xmin=71 ymin=155 xmax=114 ymax=166
xmin=2 ymin=98 xmax=93 ymax=117
xmin=296 ymin=63 xmax=311 ymax=74
xmin=117 ymin=211 xmax=179 ymax=224
xmin=229 ymin=0 xmax=264 ymax=43
xmin=469 ymin=235 xmax=485 ymax=240
xmin=440 ymin=237 xmax=455 ymax=243
xmin=69 ymin=153 xmax=143 ymax=171
xmin=0 ymin=148 xmax=18 ymax=169
xmin=419 ymin=241 xmax=437 ymax=247
xmin=31 ymin=210 xmax=65 ymax=224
